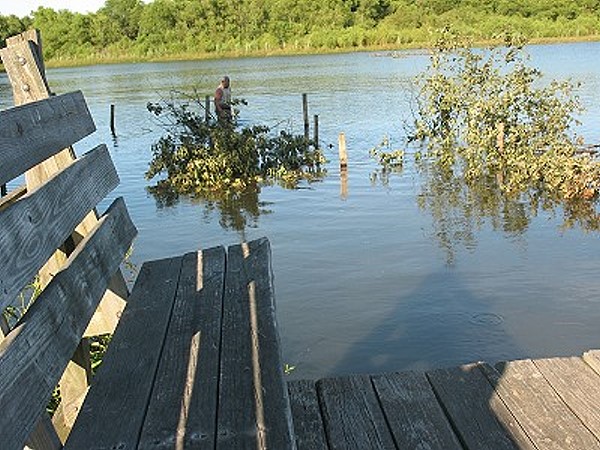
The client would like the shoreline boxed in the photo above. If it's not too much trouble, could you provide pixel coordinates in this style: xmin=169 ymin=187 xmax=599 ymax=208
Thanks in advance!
xmin=2 ymin=34 xmax=600 ymax=71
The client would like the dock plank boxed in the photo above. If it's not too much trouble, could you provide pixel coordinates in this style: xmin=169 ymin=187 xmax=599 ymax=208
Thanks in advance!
xmin=483 ymin=360 xmax=600 ymax=450
xmin=372 ymin=371 xmax=462 ymax=450
xmin=216 ymin=238 xmax=295 ymax=449
xmin=427 ymin=364 xmax=534 ymax=450
xmin=318 ymin=375 xmax=396 ymax=450
xmin=288 ymin=380 xmax=328 ymax=450
xmin=582 ymin=350 xmax=600 ymax=376
xmin=534 ymin=357 xmax=600 ymax=441
xmin=138 ymin=247 xmax=226 ymax=450
xmin=65 ymin=255 xmax=183 ymax=450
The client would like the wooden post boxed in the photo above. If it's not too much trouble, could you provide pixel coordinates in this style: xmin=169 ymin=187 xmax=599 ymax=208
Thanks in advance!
xmin=338 ymin=132 xmax=348 ymax=169
xmin=302 ymin=93 xmax=309 ymax=142
xmin=340 ymin=169 xmax=348 ymax=200
xmin=110 ymin=104 xmax=116 ymax=137
xmin=1 ymin=30 xmax=129 ymax=439
xmin=205 ymin=95 xmax=210 ymax=122
xmin=313 ymin=114 xmax=319 ymax=149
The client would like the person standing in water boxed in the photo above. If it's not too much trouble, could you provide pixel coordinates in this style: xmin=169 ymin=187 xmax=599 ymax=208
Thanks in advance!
xmin=214 ymin=75 xmax=232 ymax=122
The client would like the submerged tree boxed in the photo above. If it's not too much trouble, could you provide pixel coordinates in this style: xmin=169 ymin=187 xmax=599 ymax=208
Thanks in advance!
xmin=145 ymin=91 xmax=325 ymax=231
xmin=146 ymin=91 xmax=325 ymax=195
xmin=403 ymin=31 xmax=600 ymax=262
xmin=412 ymin=31 xmax=599 ymax=201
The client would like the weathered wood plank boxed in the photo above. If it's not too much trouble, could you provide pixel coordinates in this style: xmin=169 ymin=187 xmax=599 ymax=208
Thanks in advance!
xmin=0 ymin=91 xmax=95 ymax=186
xmin=64 ymin=255 xmax=182 ymax=449
xmin=5 ymin=29 xmax=46 ymax=82
xmin=26 ymin=414 xmax=63 ymax=450
xmin=318 ymin=375 xmax=396 ymax=450
xmin=288 ymin=380 xmax=328 ymax=450
xmin=3 ymin=27 xmax=129 ymax=340
xmin=0 ymin=198 xmax=136 ymax=450
xmin=53 ymin=339 xmax=93 ymax=443
xmin=426 ymin=364 xmax=534 ymax=450
xmin=582 ymin=349 xmax=600 ymax=376
xmin=64 ymin=255 xmax=183 ymax=449
xmin=0 ymin=325 xmax=62 ymax=450
xmin=217 ymin=238 xmax=296 ymax=450
xmin=0 ymin=144 xmax=119 ymax=312
xmin=372 ymin=371 xmax=462 ymax=450
xmin=534 ymin=357 xmax=600 ymax=441
xmin=482 ymin=360 xmax=600 ymax=450
xmin=0 ymin=39 xmax=51 ymax=107
xmin=138 ymin=247 xmax=226 ymax=450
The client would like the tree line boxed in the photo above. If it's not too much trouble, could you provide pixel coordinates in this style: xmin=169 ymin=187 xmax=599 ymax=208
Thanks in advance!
xmin=1 ymin=0 xmax=600 ymax=63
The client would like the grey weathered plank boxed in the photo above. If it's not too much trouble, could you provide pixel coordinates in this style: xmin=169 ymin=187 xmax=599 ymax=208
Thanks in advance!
xmin=138 ymin=247 xmax=226 ymax=450
xmin=64 ymin=255 xmax=183 ymax=450
xmin=0 ymin=144 xmax=118 ymax=312
xmin=0 ymin=91 xmax=95 ymax=185
xmin=426 ymin=364 xmax=534 ymax=450
xmin=0 ymin=198 xmax=136 ymax=450
xmin=318 ymin=375 xmax=396 ymax=450
xmin=534 ymin=357 xmax=600 ymax=441
xmin=582 ymin=349 xmax=600 ymax=376
xmin=372 ymin=371 xmax=462 ymax=450
xmin=483 ymin=360 xmax=600 ymax=450
xmin=288 ymin=380 xmax=329 ymax=450
xmin=216 ymin=238 xmax=296 ymax=450
xmin=26 ymin=412 xmax=62 ymax=450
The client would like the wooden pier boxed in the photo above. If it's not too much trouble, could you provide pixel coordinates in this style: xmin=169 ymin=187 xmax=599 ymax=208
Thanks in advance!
xmin=289 ymin=351 xmax=600 ymax=449
xmin=3 ymin=30 xmax=600 ymax=450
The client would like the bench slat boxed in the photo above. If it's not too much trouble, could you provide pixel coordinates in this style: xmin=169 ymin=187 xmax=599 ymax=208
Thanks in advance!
xmin=288 ymin=380 xmax=329 ymax=450
xmin=0 ymin=144 xmax=118 ymax=312
xmin=318 ymin=375 xmax=397 ymax=450
xmin=64 ymin=255 xmax=184 ymax=450
xmin=139 ymin=247 xmax=226 ymax=449
xmin=217 ymin=238 xmax=296 ymax=449
xmin=426 ymin=364 xmax=535 ymax=450
xmin=0 ymin=91 xmax=95 ymax=186
xmin=372 ymin=371 xmax=462 ymax=450
xmin=0 ymin=197 xmax=136 ymax=450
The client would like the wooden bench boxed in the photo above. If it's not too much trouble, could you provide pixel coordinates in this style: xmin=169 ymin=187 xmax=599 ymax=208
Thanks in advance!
xmin=0 ymin=31 xmax=295 ymax=449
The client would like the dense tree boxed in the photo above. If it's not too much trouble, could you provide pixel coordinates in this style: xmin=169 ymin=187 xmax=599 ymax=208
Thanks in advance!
xmin=1 ymin=0 xmax=600 ymax=63
xmin=0 ymin=15 xmax=31 ymax=46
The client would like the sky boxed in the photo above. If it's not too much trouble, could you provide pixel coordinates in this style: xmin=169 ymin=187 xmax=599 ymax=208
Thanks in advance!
xmin=0 ymin=1 xmax=107 ymax=18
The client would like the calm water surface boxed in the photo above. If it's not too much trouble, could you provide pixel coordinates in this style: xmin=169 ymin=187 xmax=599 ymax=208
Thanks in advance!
xmin=2 ymin=42 xmax=600 ymax=379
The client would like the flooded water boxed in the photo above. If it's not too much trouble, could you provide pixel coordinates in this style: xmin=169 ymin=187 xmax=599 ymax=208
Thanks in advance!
xmin=2 ymin=42 xmax=600 ymax=379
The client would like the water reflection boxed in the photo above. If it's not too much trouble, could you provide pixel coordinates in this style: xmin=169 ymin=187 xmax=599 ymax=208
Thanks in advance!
xmin=147 ymin=172 xmax=328 ymax=233
xmin=416 ymin=159 xmax=600 ymax=265
xmin=147 ymin=183 xmax=272 ymax=233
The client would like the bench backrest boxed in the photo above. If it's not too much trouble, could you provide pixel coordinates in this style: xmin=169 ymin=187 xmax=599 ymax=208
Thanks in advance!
xmin=0 ymin=32 xmax=137 ymax=449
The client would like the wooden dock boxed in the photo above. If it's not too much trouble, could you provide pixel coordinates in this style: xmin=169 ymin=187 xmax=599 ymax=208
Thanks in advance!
xmin=5 ymin=29 xmax=600 ymax=450
xmin=288 ymin=352 xmax=600 ymax=449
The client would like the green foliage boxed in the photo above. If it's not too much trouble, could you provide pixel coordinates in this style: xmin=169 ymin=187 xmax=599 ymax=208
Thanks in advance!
xmin=406 ymin=32 xmax=600 ymax=263
xmin=146 ymin=93 xmax=326 ymax=198
xmin=3 ymin=0 xmax=600 ymax=64
xmin=1 ymin=276 xmax=42 ymax=328
xmin=412 ymin=31 xmax=599 ymax=200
